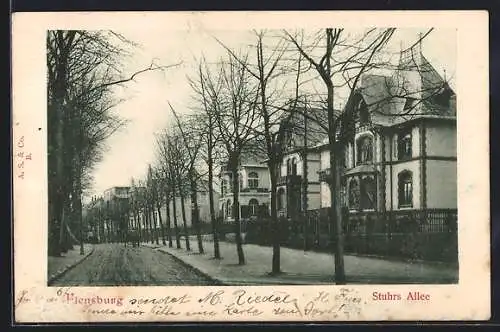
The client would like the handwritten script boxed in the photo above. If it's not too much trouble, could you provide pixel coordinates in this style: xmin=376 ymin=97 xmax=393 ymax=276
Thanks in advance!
xmin=15 ymin=287 xmax=365 ymax=321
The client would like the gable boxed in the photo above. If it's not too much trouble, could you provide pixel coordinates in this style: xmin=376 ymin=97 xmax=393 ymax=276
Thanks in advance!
xmin=342 ymin=49 xmax=456 ymax=128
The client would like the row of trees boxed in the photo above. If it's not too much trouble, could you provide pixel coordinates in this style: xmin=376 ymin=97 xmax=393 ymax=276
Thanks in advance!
xmin=77 ymin=28 xmax=447 ymax=284
xmin=47 ymin=30 xmax=180 ymax=257
xmin=127 ymin=28 xmax=410 ymax=284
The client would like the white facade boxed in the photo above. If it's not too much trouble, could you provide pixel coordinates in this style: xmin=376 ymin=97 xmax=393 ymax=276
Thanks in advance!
xmin=317 ymin=119 xmax=457 ymax=214
xmin=315 ymin=46 xmax=457 ymax=215
xmin=103 ymin=186 xmax=130 ymax=201
xmin=276 ymin=150 xmax=322 ymax=216
xmin=219 ymin=163 xmax=271 ymax=221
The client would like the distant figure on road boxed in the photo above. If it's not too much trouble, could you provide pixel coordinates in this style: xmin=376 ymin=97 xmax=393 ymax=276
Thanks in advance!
xmin=124 ymin=230 xmax=140 ymax=248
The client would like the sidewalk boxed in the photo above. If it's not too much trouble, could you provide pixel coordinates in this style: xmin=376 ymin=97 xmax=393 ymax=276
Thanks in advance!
xmin=144 ymin=238 xmax=459 ymax=285
xmin=47 ymin=244 xmax=94 ymax=284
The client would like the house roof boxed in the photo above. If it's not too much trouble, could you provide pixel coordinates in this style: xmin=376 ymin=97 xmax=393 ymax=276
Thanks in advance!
xmin=276 ymin=107 xmax=343 ymax=152
xmin=240 ymin=144 xmax=268 ymax=165
xmin=343 ymin=45 xmax=456 ymax=128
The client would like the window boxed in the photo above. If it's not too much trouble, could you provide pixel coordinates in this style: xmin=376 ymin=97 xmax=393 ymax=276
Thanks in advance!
xmin=434 ymin=87 xmax=452 ymax=109
xmin=291 ymin=158 xmax=298 ymax=175
xmin=221 ymin=179 xmax=226 ymax=196
xmin=248 ymin=172 xmax=259 ymax=189
xmin=360 ymin=176 xmax=376 ymax=210
xmin=248 ymin=199 xmax=259 ymax=216
xmin=398 ymin=171 xmax=413 ymax=208
xmin=398 ymin=130 xmax=412 ymax=160
xmin=343 ymin=147 xmax=350 ymax=169
xmin=392 ymin=135 xmax=398 ymax=159
xmin=340 ymin=178 xmax=347 ymax=207
xmin=354 ymin=97 xmax=370 ymax=124
xmin=277 ymin=188 xmax=286 ymax=211
xmin=226 ymin=174 xmax=233 ymax=193
xmin=404 ymin=97 xmax=416 ymax=111
xmin=348 ymin=179 xmax=360 ymax=210
xmin=356 ymin=135 xmax=373 ymax=164
xmin=287 ymin=134 xmax=293 ymax=148
xmin=358 ymin=100 xmax=369 ymax=124
xmin=226 ymin=200 xmax=232 ymax=218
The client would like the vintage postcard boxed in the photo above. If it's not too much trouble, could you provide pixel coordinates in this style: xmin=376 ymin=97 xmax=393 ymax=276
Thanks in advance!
xmin=12 ymin=11 xmax=490 ymax=323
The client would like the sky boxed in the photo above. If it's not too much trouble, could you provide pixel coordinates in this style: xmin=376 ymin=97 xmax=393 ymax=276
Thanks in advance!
xmin=86 ymin=27 xmax=457 ymax=201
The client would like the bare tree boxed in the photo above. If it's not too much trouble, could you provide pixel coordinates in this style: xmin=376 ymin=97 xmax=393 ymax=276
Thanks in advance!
xmin=216 ymin=30 xmax=311 ymax=274
xmin=187 ymin=58 xmax=225 ymax=259
xmin=169 ymin=104 xmax=205 ymax=254
xmin=67 ymin=66 xmax=126 ymax=254
xmin=284 ymin=28 xmax=396 ymax=284
xmin=155 ymin=134 xmax=178 ymax=248
xmin=147 ymin=165 xmax=160 ymax=245
xmin=156 ymin=129 xmax=189 ymax=249
xmin=133 ymin=178 xmax=151 ymax=244
xmin=151 ymin=167 xmax=167 ymax=246
xmin=46 ymin=30 xmax=181 ymax=257
xmin=172 ymin=136 xmax=191 ymax=251
xmin=155 ymin=156 xmax=175 ymax=248
xmin=211 ymin=53 xmax=260 ymax=265
xmin=129 ymin=177 xmax=142 ymax=247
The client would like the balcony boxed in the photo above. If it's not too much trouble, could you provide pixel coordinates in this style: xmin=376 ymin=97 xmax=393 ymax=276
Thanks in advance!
xmin=355 ymin=123 xmax=372 ymax=134
xmin=318 ymin=168 xmax=331 ymax=182
xmin=278 ymin=175 xmax=302 ymax=186
xmin=240 ymin=187 xmax=269 ymax=193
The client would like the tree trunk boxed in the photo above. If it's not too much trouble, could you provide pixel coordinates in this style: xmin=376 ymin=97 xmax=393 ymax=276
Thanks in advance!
xmin=151 ymin=202 xmax=159 ymax=245
xmin=74 ymin=172 xmax=84 ymax=255
xmin=125 ymin=204 xmax=132 ymax=247
xmin=135 ymin=206 xmax=142 ymax=246
xmin=190 ymin=173 xmax=204 ymax=254
xmin=230 ymin=158 xmax=245 ymax=265
xmin=144 ymin=204 xmax=150 ymax=243
xmin=47 ymin=31 xmax=75 ymax=257
xmin=165 ymin=195 xmax=173 ymax=248
xmin=73 ymin=113 xmax=84 ymax=255
xmin=268 ymin=161 xmax=280 ymax=274
xmin=47 ymin=114 xmax=62 ymax=257
xmin=107 ymin=218 xmax=111 ymax=243
xmin=60 ymin=111 xmax=74 ymax=254
xmin=147 ymin=205 xmax=154 ymax=244
xmin=47 ymin=37 xmax=67 ymax=256
xmin=179 ymin=184 xmax=191 ymax=251
xmin=156 ymin=201 xmax=166 ymax=246
xmin=140 ymin=209 xmax=146 ymax=243
xmin=207 ymin=151 xmax=221 ymax=259
xmin=141 ymin=207 xmax=147 ymax=243
xmin=99 ymin=210 xmax=103 ymax=243
xmin=327 ymin=80 xmax=346 ymax=284
xmin=171 ymin=180 xmax=181 ymax=248
xmin=58 ymin=203 xmax=67 ymax=253
xmin=302 ymin=109 xmax=310 ymax=251
xmin=60 ymin=197 xmax=73 ymax=253
xmin=110 ymin=216 xmax=115 ymax=243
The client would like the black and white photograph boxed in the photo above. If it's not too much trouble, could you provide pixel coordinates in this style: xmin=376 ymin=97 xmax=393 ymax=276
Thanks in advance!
xmin=46 ymin=26 xmax=459 ymax=287
xmin=12 ymin=11 xmax=489 ymax=323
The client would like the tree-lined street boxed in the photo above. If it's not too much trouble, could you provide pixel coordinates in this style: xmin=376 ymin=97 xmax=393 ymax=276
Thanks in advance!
xmin=46 ymin=27 xmax=458 ymax=285
xmin=50 ymin=244 xmax=215 ymax=286
xmin=49 ymin=240 xmax=458 ymax=286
